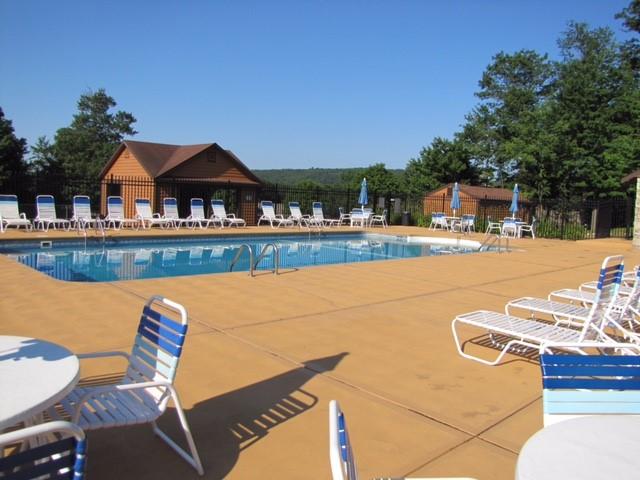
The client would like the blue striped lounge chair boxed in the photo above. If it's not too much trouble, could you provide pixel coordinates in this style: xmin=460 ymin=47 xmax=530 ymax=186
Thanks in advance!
xmin=312 ymin=202 xmax=340 ymax=226
xmin=135 ymin=198 xmax=173 ymax=229
xmin=71 ymin=195 xmax=98 ymax=230
xmin=0 ymin=421 xmax=87 ymax=479
xmin=34 ymin=195 xmax=71 ymax=232
xmin=163 ymin=197 xmax=192 ymax=229
xmin=211 ymin=199 xmax=246 ymax=227
xmin=189 ymin=198 xmax=221 ymax=229
xmin=289 ymin=202 xmax=321 ymax=227
xmin=506 ymin=262 xmax=640 ymax=343
xmin=0 ymin=194 xmax=32 ymax=232
xmin=257 ymin=200 xmax=294 ymax=228
xmin=329 ymin=400 xmax=478 ymax=480
xmin=47 ymin=296 xmax=203 ymax=475
xmin=540 ymin=351 xmax=640 ymax=426
xmin=451 ymin=255 xmax=627 ymax=366
xmin=105 ymin=196 xmax=138 ymax=230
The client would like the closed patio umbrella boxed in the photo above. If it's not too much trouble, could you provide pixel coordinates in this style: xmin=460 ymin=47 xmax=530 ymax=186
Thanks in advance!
xmin=450 ymin=182 xmax=461 ymax=217
xmin=358 ymin=178 xmax=368 ymax=210
xmin=510 ymin=184 xmax=519 ymax=218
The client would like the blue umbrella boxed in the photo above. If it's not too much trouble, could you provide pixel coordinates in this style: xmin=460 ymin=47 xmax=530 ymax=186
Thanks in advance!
xmin=358 ymin=178 xmax=368 ymax=210
xmin=509 ymin=184 xmax=520 ymax=218
xmin=450 ymin=182 xmax=461 ymax=217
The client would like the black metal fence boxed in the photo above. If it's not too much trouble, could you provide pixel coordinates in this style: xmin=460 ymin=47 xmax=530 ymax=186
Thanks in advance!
xmin=0 ymin=174 xmax=634 ymax=240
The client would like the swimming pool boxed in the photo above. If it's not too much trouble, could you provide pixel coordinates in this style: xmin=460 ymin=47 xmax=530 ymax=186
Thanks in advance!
xmin=0 ymin=233 xmax=483 ymax=282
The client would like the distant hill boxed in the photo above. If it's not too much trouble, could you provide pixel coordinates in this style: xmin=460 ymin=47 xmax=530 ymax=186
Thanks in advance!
xmin=254 ymin=167 xmax=403 ymax=186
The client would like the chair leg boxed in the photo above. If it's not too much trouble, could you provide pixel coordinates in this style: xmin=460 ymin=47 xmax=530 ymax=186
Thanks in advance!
xmin=152 ymin=387 xmax=204 ymax=475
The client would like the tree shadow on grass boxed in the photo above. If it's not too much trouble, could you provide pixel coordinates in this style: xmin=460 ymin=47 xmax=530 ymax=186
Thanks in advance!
xmin=85 ymin=352 xmax=348 ymax=479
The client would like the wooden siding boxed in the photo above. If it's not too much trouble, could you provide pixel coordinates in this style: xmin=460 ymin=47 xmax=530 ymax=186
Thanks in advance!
xmin=166 ymin=148 xmax=258 ymax=184
xmin=103 ymin=147 xmax=150 ymax=179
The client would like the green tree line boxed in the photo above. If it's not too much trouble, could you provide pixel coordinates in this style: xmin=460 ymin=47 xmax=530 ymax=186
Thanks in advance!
xmin=1 ymin=2 xmax=639 ymax=203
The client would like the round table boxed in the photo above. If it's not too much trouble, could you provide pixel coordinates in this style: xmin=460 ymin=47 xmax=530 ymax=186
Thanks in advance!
xmin=516 ymin=415 xmax=640 ymax=480
xmin=0 ymin=335 xmax=80 ymax=429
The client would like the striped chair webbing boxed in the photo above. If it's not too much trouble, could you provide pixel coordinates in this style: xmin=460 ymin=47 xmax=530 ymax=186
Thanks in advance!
xmin=0 ymin=436 xmax=86 ymax=480
xmin=37 ymin=195 xmax=57 ymax=218
xmin=73 ymin=197 xmax=91 ymax=218
xmin=0 ymin=195 xmax=20 ymax=218
xmin=541 ymin=354 xmax=640 ymax=415
xmin=337 ymin=411 xmax=357 ymax=480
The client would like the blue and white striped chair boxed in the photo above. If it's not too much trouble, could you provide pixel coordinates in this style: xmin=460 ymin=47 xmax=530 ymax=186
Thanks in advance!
xmin=188 ymin=198 xmax=220 ymax=229
xmin=0 ymin=194 xmax=32 ymax=233
xmin=104 ymin=196 xmax=138 ymax=230
xmin=71 ymin=195 xmax=98 ymax=231
xmin=540 ymin=351 xmax=640 ymax=426
xmin=211 ymin=199 xmax=246 ymax=227
xmin=34 ymin=195 xmax=71 ymax=232
xmin=162 ymin=197 xmax=192 ymax=229
xmin=0 ymin=421 xmax=87 ymax=479
xmin=48 ymin=296 xmax=203 ymax=475
xmin=329 ymin=400 xmax=477 ymax=480
xmin=135 ymin=198 xmax=173 ymax=229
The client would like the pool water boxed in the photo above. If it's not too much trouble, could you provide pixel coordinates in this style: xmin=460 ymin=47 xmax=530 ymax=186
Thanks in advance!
xmin=0 ymin=234 xmax=480 ymax=282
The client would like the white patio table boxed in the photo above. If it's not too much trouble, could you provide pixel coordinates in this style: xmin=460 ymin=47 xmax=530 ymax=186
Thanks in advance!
xmin=0 ymin=335 xmax=79 ymax=430
xmin=516 ymin=415 xmax=640 ymax=480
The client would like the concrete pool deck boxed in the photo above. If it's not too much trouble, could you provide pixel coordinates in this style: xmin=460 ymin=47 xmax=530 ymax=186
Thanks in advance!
xmin=1 ymin=225 xmax=638 ymax=479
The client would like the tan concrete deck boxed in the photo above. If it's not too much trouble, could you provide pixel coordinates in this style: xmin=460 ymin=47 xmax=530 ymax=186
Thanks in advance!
xmin=1 ymin=225 xmax=638 ymax=479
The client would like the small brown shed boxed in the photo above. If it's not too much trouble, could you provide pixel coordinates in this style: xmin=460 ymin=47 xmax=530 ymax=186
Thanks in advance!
xmin=424 ymin=184 xmax=531 ymax=220
xmin=99 ymin=140 xmax=263 ymax=224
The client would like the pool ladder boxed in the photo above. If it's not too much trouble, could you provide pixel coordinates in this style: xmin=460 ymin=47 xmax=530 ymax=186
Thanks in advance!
xmin=77 ymin=217 xmax=106 ymax=249
xmin=229 ymin=243 xmax=280 ymax=277
xmin=478 ymin=233 xmax=510 ymax=253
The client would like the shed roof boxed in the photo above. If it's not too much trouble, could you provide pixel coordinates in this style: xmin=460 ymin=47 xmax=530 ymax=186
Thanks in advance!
xmin=100 ymin=140 xmax=262 ymax=184
xmin=427 ymin=184 xmax=522 ymax=201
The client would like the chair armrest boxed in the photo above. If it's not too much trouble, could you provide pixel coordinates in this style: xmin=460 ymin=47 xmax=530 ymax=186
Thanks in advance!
xmin=227 ymin=213 xmax=237 ymax=219
xmin=19 ymin=213 xmax=28 ymax=220
xmin=152 ymin=213 xmax=162 ymax=219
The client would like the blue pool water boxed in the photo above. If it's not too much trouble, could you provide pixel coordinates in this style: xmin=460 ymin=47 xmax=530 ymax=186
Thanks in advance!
xmin=0 ymin=233 xmax=480 ymax=282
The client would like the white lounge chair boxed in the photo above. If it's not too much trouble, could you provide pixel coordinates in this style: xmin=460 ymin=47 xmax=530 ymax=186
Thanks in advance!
xmin=258 ymin=200 xmax=294 ymax=228
xmin=0 ymin=421 xmax=87 ymax=479
xmin=211 ymin=199 xmax=245 ymax=227
xmin=163 ymin=197 xmax=192 ymax=229
xmin=0 ymin=194 xmax=32 ymax=232
xmin=71 ymin=195 xmax=99 ymax=231
xmin=289 ymin=202 xmax=321 ymax=227
xmin=105 ymin=196 xmax=138 ymax=230
xmin=34 ymin=195 xmax=71 ymax=232
xmin=329 ymin=400 xmax=478 ymax=480
xmin=313 ymin=202 xmax=340 ymax=226
xmin=189 ymin=198 xmax=220 ymax=229
xmin=506 ymin=261 xmax=640 ymax=341
xmin=451 ymin=255 xmax=626 ymax=366
xmin=48 ymin=296 xmax=204 ymax=475
xmin=135 ymin=198 xmax=173 ymax=229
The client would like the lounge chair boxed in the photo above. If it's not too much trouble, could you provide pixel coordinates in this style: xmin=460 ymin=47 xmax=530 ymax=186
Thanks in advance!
xmin=71 ymin=195 xmax=98 ymax=231
xmin=48 ymin=295 xmax=204 ymax=475
xmin=539 ymin=346 xmax=640 ymax=426
xmin=105 ymin=196 xmax=138 ymax=230
xmin=0 ymin=194 xmax=32 ymax=232
xmin=0 ymin=421 xmax=87 ymax=479
xmin=189 ymin=198 xmax=220 ymax=229
xmin=163 ymin=197 xmax=192 ymax=229
xmin=34 ymin=195 xmax=71 ymax=232
xmin=257 ymin=200 xmax=294 ymax=228
xmin=329 ymin=400 xmax=477 ymax=480
xmin=211 ymin=199 xmax=246 ymax=227
xmin=135 ymin=198 xmax=174 ymax=229
xmin=506 ymin=261 xmax=640 ymax=342
xmin=451 ymin=255 xmax=626 ymax=366
xmin=369 ymin=209 xmax=388 ymax=228
xmin=313 ymin=202 xmax=340 ymax=226
xmin=289 ymin=202 xmax=321 ymax=227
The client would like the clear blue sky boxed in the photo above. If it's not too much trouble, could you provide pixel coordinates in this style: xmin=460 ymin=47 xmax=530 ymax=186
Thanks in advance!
xmin=0 ymin=0 xmax=633 ymax=170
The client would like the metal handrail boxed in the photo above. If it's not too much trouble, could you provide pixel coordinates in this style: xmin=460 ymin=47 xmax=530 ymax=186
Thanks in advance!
xmin=229 ymin=244 xmax=254 ymax=276
xmin=254 ymin=243 xmax=280 ymax=275
xmin=478 ymin=233 xmax=510 ymax=253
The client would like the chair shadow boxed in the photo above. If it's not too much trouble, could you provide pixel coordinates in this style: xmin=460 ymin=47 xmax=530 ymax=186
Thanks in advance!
xmin=85 ymin=352 xmax=348 ymax=479
xmin=463 ymin=333 xmax=540 ymax=365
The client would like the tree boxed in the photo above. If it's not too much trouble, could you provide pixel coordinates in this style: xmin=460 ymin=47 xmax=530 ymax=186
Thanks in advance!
xmin=54 ymin=89 xmax=137 ymax=178
xmin=29 ymin=136 xmax=62 ymax=176
xmin=404 ymin=137 xmax=478 ymax=196
xmin=0 ymin=107 xmax=28 ymax=188
xmin=361 ymin=163 xmax=401 ymax=196
xmin=550 ymin=22 xmax=640 ymax=199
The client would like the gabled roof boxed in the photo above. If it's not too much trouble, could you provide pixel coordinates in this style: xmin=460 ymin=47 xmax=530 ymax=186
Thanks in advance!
xmin=100 ymin=140 xmax=262 ymax=184
xmin=427 ymin=183 xmax=524 ymax=202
